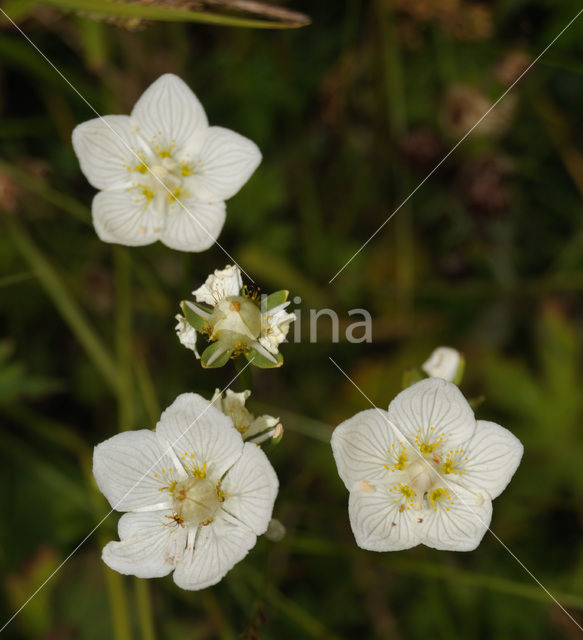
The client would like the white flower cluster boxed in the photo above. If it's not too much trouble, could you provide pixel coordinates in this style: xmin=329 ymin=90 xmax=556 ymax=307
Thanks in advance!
xmin=175 ymin=264 xmax=295 ymax=368
xmin=70 ymin=74 xmax=524 ymax=594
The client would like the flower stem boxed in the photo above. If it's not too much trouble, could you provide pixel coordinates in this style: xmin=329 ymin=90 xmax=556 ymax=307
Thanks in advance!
xmin=134 ymin=579 xmax=156 ymax=640
xmin=113 ymin=248 xmax=157 ymax=640
xmin=103 ymin=568 xmax=133 ymax=640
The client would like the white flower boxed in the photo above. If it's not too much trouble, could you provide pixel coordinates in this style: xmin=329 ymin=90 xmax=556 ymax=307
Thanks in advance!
xmin=211 ymin=388 xmax=281 ymax=444
xmin=194 ymin=264 xmax=243 ymax=306
xmin=93 ymin=393 xmax=278 ymax=589
xmin=179 ymin=265 xmax=294 ymax=368
xmin=72 ymin=74 xmax=261 ymax=252
xmin=175 ymin=314 xmax=199 ymax=358
xmin=259 ymin=302 xmax=295 ymax=355
xmin=331 ymin=378 xmax=523 ymax=552
xmin=422 ymin=346 xmax=464 ymax=383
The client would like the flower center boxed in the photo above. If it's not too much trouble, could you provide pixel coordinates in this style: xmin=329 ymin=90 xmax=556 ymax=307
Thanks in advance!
xmin=210 ymin=295 xmax=262 ymax=350
xmin=150 ymin=158 xmax=183 ymax=193
xmin=406 ymin=459 xmax=435 ymax=494
xmin=172 ymin=476 xmax=220 ymax=526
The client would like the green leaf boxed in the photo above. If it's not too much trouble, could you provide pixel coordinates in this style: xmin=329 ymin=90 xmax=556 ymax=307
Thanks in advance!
xmin=264 ymin=290 xmax=289 ymax=311
xmin=38 ymin=0 xmax=309 ymax=29
xmin=246 ymin=348 xmax=283 ymax=369
xmin=181 ymin=300 xmax=211 ymax=333
xmin=201 ymin=342 xmax=231 ymax=368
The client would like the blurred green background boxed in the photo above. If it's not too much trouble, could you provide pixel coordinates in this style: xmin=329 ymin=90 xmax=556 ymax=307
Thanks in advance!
xmin=1 ymin=0 xmax=583 ymax=638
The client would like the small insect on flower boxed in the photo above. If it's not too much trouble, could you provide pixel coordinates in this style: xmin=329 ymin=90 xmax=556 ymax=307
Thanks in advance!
xmin=72 ymin=74 xmax=261 ymax=252
xmin=93 ymin=393 xmax=278 ymax=589
xmin=331 ymin=378 xmax=523 ymax=552
xmin=175 ymin=264 xmax=295 ymax=369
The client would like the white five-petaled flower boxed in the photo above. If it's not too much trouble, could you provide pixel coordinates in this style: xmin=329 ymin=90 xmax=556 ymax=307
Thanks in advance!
xmin=331 ymin=378 xmax=523 ymax=552
xmin=422 ymin=346 xmax=464 ymax=383
xmin=72 ymin=74 xmax=261 ymax=251
xmin=211 ymin=388 xmax=281 ymax=444
xmin=178 ymin=264 xmax=294 ymax=368
xmin=93 ymin=393 xmax=278 ymax=589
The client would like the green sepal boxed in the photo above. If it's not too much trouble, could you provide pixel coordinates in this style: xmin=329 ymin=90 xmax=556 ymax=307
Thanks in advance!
xmin=181 ymin=300 xmax=212 ymax=333
xmin=201 ymin=342 xmax=231 ymax=368
xmin=468 ymin=395 xmax=485 ymax=410
xmin=402 ymin=366 xmax=424 ymax=389
xmin=264 ymin=290 xmax=289 ymax=311
xmin=246 ymin=348 xmax=283 ymax=369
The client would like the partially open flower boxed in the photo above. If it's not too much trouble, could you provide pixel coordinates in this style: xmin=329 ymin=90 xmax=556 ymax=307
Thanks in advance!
xmin=93 ymin=393 xmax=278 ymax=589
xmin=211 ymin=388 xmax=281 ymax=445
xmin=177 ymin=265 xmax=294 ymax=368
xmin=332 ymin=378 xmax=522 ymax=552
xmin=72 ymin=74 xmax=261 ymax=251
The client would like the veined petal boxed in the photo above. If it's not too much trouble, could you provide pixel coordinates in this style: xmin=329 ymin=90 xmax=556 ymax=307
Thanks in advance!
xmin=387 ymin=378 xmax=476 ymax=453
xmin=173 ymin=513 xmax=256 ymax=590
xmin=92 ymin=189 xmax=163 ymax=247
xmin=159 ymin=198 xmax=226 ymax=252
xmin=130 ymin=74 xmax=208 ymax=158
xmin=457 ymin=420 xmax=523 ymax=499
xmin=72 ymin=115 xmax=141 ymax=191
xmin=331 ymin=408 xmax=404 ymax=490
xmin=155 ymin=393 xmax=243 ymax=481
xmin=348 ymin=482 xmax=419 ymax=552
xmin=93 ymin=430 xmax=178 ymax=511
xmin=102 ymin=510 xmax=187 ymax=578
xmin=417 ymin=484 xmax=492 ymax=552
xmin=221 ymin=443 xmax=278 ymax=535
xmin=194 ymin=265 xmax=243 ymax=305
xmin=188 ymin=126 xmax=261 ymax=202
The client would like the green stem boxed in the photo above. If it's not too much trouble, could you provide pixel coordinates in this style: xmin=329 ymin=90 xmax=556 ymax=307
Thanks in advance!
xmin=113 ymin=249 xmax=156 ymax=640
xmin=103 ymin=568 xmax=133 ymax=640
xmin=7 ymin=219 xmax=120 ymax=392
xmin=134 ymin=580 xmax=156 ymax=640
xmin=114 ymin=247 xmax=134 ymax=430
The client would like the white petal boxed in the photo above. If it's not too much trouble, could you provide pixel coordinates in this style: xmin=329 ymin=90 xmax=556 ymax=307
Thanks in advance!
xmin=245 ymin=414 xmax=279 ymax=443
xmin=130 ymin=74 xmax=208 ymax=157
xmin=159 ymin=198 xmax=226 ymax=252
xmin=221 ymin=443 xmax=278 ymax=535
xmin=387 ymin=378 xmax=476 ymax=452
xmin=155 ymin=393 xmax=243 ymax=481
xmin=417 ymin=485 xmax=492 ymax=551
xmin=173 ymin=513 xmax=256 ymax=590
xmin=102 ymin=510 xmax=187 ymax=578
xmin=331 ymin=408 xmax=403 ymax=490
xmin=72 ymin=115 xmax=141 ymax=191
xmin=421 ymin=346 xmax=462 ymax=382
xmin=193 ymin=265 xmax=243 ymax=305
xmin=348 ymin=483 xmax=419 ymax=552
xmin=92 ymin=189 xmax=163 ymax=247
xmin=175 ymin=315 xmax=199 ymax=357
xmin=457 ymin=420 xmax=523 ymax=499
xmin=188 ymin=126 xmax=261 ymax=201
xmin=93 ymin=430 xmax=179 ymax=511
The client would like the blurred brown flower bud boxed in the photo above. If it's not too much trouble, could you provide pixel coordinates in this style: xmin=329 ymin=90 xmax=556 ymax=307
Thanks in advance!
xmin=461 ymin=154 xmax=514 ymax=218
xmin=0 ymin=170 xmax=20 ymax=214
xmin=398 ymin=127 xmax=445 ymax=171
xmin=495 ymin=50 xmax=532 ymax=87
xmin=442 ymin=85 xmax=515 ymax=139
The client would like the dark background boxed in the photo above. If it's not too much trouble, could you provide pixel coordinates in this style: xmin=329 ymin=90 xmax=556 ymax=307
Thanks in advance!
xmin=1 ymin=0 xmax=583 ymax=638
